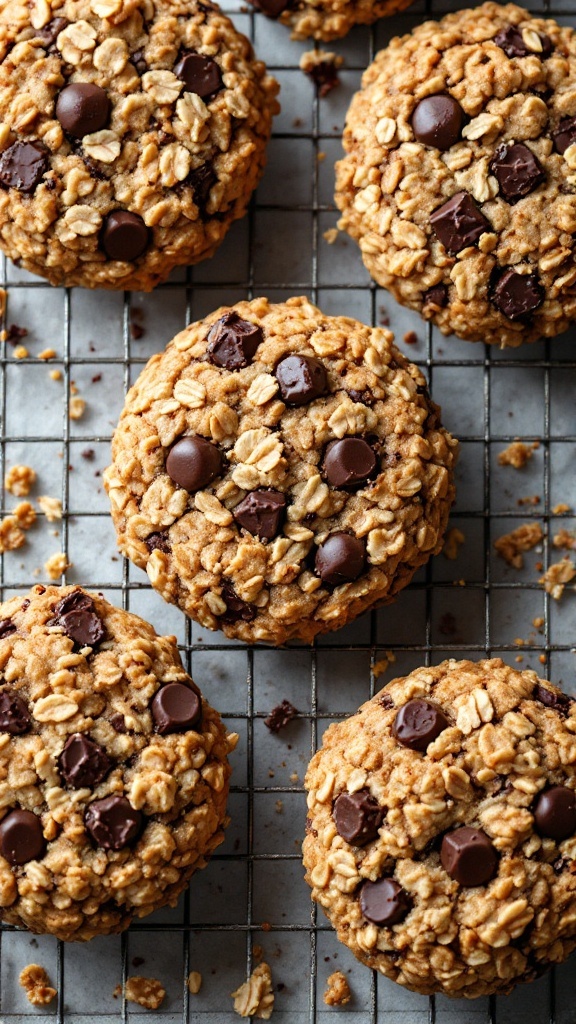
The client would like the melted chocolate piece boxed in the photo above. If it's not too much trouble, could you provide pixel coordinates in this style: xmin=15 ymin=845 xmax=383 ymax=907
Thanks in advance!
xmin=315 ymin=532 xmax=365 ymax=586
xmin=0 ymin=690 xmax=31 ymax=735
xmin=430 ymin=192 xmax=490 ymax=253
xmin=0 ymin=619 xmax=16 ymax=639
xmin=54 ymin=589 xmax=106 ymax=647
xmin=534 ymin=683 xmax=574 ymax=714
xmin=0 ymin=809 xmax=46 ymax=864
xmin=333 ymin=789 xmax=383 ymax=845
xmin=59 ymin=734 xmax=111 ymax=789
xmin=441 ymin=826 xmax=498 ymax=886
xmin=151 ymin=683 xmax=202 ymax=735
xmin=233 ymin=490 xmax=286 ymax=540
xmin=84 ymin=795 xmax=143 ymax=850
xmin=423 ymin=284 xmax=449 ymax=308
xmin=323 ymin=437 xmax=377 ymax=489
xmin=275 ymin=354 xmax=328 ymax=406
xmin=166 ymin=436 xmax=223 ymax=492
xmin=56 ymin=83 xmax=110 ymax=138
xmin=187 ymin=163 xmax=217 ymax=215
xmin=411 ymin=95 xmax=464 ymax=151
xmin=392 ymin=699 xmax=450 ymax=751
xmin=207 ymin=312 xmax=263 ymax=370
xmin=494 ymin=24 xmax=552 ymax=59
xmin=359 ymin=878 xmax=411 ymax=926
xmin=36 ymin=16 xmax=68 ymax=49
xmin=0 ymin=141 xmax=49 ymax=192
xmin=491 ymin=269 xmax=543 ymax=321
xmin=220 ymin=582 xmax=257 ymax=624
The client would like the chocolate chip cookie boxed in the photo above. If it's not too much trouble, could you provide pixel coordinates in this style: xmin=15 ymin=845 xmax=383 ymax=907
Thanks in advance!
xmin=335 ymin=3 xmax=576 ymax=347
xmin=303 ymin=658 xmax=576 ymax=997
xmin=0 ymin=584 xmax=237 ymax=941
xmin=0 ymin=0 xmax=278 ymax=290
xmin=247 ymin=0 xmax=414 ymax=44
xmin=104 ymin=296 xmax=458 ymax=645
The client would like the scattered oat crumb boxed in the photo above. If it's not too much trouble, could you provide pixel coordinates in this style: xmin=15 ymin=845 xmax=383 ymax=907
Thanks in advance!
xmin=317 ymin=151 xmax=326 ymax=162
xmin=539 ymin=654 xmax=547 ymax=664
xmin=14 ymin=501 xmax=36 ymax=530
xmin=69 ymin=396 xmax=86 ymax=420
xmin=494 ymin=523 xmax=543 ymax=569
xmin=265 ymin=700 xmax=298 ymax=732
xmin=5 ymin=464 xmax=36 ymax=497
xmin=38 ymin=495 xmax=63 ymax=522
xmin=261 ymin=922 xmax=271 ymax=932
xmin=540 ymin=558 xmax=576 ymax=600
xmin=498 ymin=440 xmax=539 ymax=469
xmin=517 ymin=494 xmax=540 ymax=506
xmin=553 ymin=503 xmax=572 ymax=515
xmin=19 ymin=965 xmax=56 ymax=1006
xmin=38 ymin=348 xmax=57 ymax=360
xmin=124 ymin=976 xmax=166 ymax=1010
xmin=323 ymin=971 xmax=351 ymax=1007
xmin=0 ymin=288 xmax=6 ymax=317
xmin=50 ymin=369 xmax=63 ymax=381
xmin=187 ymin=971 xmax=202 ymax=995
xmin=533 ymin=617 xmax=545 ymax=629
xmin=232 ymin=963 xmax=274 ymax=1020
xmin=323 ymin=227 xmax=338 ymax=245
xmin=300 ymin=49 xmax=343 ymax=96
xmin=515 ymin=655 xmax=524 ymax=663
xmin=112 ymin=984 xmax=122 ymax=999
xmin=290 ymin=772 xmax=299 ymax=783
xmin=514 ymin=637 xmax=526 ymax=647
xmin=275 ymin=799 xmax=283 ymax=814
xmin=0 ymin=514 xmax=26 ymax=553
xmin=13 ymin=344 xmax=28 ymax=359
xmin=553 ymin=528 xmax=576 ymax=550
xmin=252 ymin=945 xmax=264 ymax=961
xmin=443 ymin=527 xmax=465 ymax=560
xmin=403 ymin=331 xmax=418 ymax=345
xmin=44 ymin=552 xmax=72 ymax=580
xmin=373 ymin=651 xmax=396 ymax=679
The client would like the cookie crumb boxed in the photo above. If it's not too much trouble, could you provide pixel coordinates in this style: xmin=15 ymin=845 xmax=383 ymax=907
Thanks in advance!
xmin=539 ymin=559 xmax=576 ymax=600
xmin=403 ymin=331 xmax=418 ymax=345
xmin=38 ymin=495 xmax=63 ymax=522
xmin=494 ymin=523 xmax=543 ymax=569
xmin=187 ymin=971 xmax=202 ymax=994
xmin=231 ymin=963 xmax=274 ymax=1020
xmin=552 ymin=503 xmax=572 ymax=515
xmin=44 ymin=552 xmax=72 ymax=580
xmin=69 ymin=396 xmax=86 ymax=420
xmin=0 ymin=288 xmax=6 ymax=317
xmin=323 ymin=228 xmax=338 ymax=244
xmin=265 ymin=700 xmax=299 ymax=732
xmin=13 ymin=344 xmax=28 ymax=359
xmin=19 ymin=965 xmax=56 ymax=1006
xmin=497 ymin=440 xmax=539 ymax=469
xmin=517 ymin=494 xmax=540 ymax=506
xmin=275 ymin=799 xmax=283 ymax=813
xmin=533 ymin=617 xmax=545 ymax=629
xmin=0 ymin=514 xmax=26 ymax=552
xmin=38 ymin=348 xmax=57 ymax=360
xmin=443 ymin=527 xmax=465 ymax=560
xmin=300 ymin=50 xmax=343 ymax=97
xmin=14 ymin=501 xmax=36 ymax=530
xmin=323 ymin=971 xmax=351 ymax=1006
xmin=5 ymin=464 xmax=36 ymax=497
xmin=124 ymin=976 xmax=166 ymax=1010
xmin=373 ymin=651 xmax=396 ymax=679
xmin=50 ymin=369 xmax=63 ymax=381
xmin=553 ymin=528 xmax=576 ymax=551
xmin=252 ymin=945 xmax=264 ymax=961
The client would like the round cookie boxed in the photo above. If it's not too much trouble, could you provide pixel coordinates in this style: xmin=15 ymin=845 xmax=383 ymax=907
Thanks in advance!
xmin=335 ymin=3 xmax=576 ymax=347
xmin=0 ymin=584 xmax=237 ymax=941
xmin=103 ymin=296 xmax=458 ymax=645
xmin=0 ymin=0 xmax=278 ymax=290
xmin=247 ymin=0 xmax=414 ymax=44
xmin=303 ymin=658 xmax=576 ymax=998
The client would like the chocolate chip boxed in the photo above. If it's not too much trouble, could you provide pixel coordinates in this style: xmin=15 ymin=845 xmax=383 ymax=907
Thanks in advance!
xmin=440 ymin=827 xmax=498 ymax=886
xmin=494 ymin=24 xmax=552 ymax=58
xmin=423 ymin=284 xmax=448 ymax=308
xmin=552 ymin=116 xmax=576 ymax=155
xmin=323 ymin=437 xmax=377 ymax=489
xmin=131 ymin=49 xmax=147 ymax=75
xmin=359 ymin=878 xmax=411 ymax=926
xmin=430 ymin=192 xmax=490 ymax=254
xmin=145 ymin=531 xmax=171 ymax=554
xmin=101 ymin=211 xmax=149 ymax=262
xmin=59 ymin=734 xmax=111 ymax=789
xmin=166 ymin=435 xmax=223 ymax=492
xmin=207 ymin=312 xmax=263 ymax=370
xmin=84 ymin=795 xmax=143 ymax=850
xmin=248 ymin=0 xmax=291 ymax=16
xmin=0 ymin=690 xmax=31 ymax=735
xmin=0 ymin=141 xmax=49 ymax=193
xmin=392 ymin=699 xmax=450 ymax=752
xmin=275 ymin=354 xmax=328 ymax=406
xmin=533 ymin=785 xmax=576 ymax=840
xmin=220 ymin=581 xmax=257 ymax=624
xmin=333 ymin=789 xmax=383 ymax=845
xmin=54 ymin=589 xmax=105 ymax=647
xmin=233 ymin=490 xmax=286 ymax=540
xmin=315 ymin=532 xmax=365 ymax=586
xmin=303 ymin=58 xmax=341 ymax=98
xmin=151 ymin=683 xmax=202 ymax=735
xmin=36 ymin=16 xmax=68 ymax=49
xmin=0 ymin=809 xmax=46 ymax=865
xmin=109 ymin=713 xmax=127 ymax=733
xmin=0 ymin=619 xmax=16 ymax=639
xmin=490 ymin=142 xmax=544 ymax=202
xmin=186 ymin=163 xmax=216 ymax=215
xmin=56 ymin=84 xmax=110 ymax=138
xmin=491 ymin=269 xmax=544 ymax=321
xmin=379 ymin=692 xmax=394 ymax=710
xmin=264 ymin=699 xmax=298 ymax=732
xmin=411 ymin=95 xmax=464 ymax=151
xmin=534 ymin=683 xmax=574 ymax=714
xmin=174 ymin=52 xmax=223 ymax=100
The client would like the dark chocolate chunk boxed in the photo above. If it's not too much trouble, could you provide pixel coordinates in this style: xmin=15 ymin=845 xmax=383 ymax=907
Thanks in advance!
xmin=84 ymin=795 xmax=143 ymax=850
xmin=36 ymin=16 xmax=68 ymax=49
xmin=54 ymin=589 xmax=106 ymax=647
xmin=552 ymin=116 xmax=576 ymax=155
xmin=533 ymin=785 xmax=576 ymax=840
xmin=491 ymin=268 xmax=543 ymax=321
xmin=56 ymin=83 xmax=110 ymax=138
xmin=0 ymin=141 xmax=49 ymax=193
xmin=303 ymin=58 xmax=340 ymax=98
xmin=430 ymin=191 xmax=490 ymax=253
xmin=423 ymin=284 xmax=449 ymax=308
xmin=174 ymin=52 xmax=223 ymax=100
xmin=233 ymin=490 xmax=286 ymax=540
xmin=220 ymin=582 xmax=257 ymax=624
xmin=207 ymin=311 xmax=263 ymax=370
xmin=264 ymin=699 xmax=298 ymax=732
xmin=323 ymin=437 xmax=377 ymax=489
xmin=248 ymin=0 xmax=291 ymax=16
xmin=0 ymin=809 xmax=46 ymax=865
xmin=411 ymin=95 xmax=464 ymax=151
xmin=534 ymin=683 xmax=574 ymax=714
xmin=275 ymin=354 xmax=328 ymax=406
xmin=59 ymin=733 xmax=111 ymax=789
xmin=494 ymin=24 xmax=552 ymax=59
xmin=315 ymin=532 xmax=365 ymax=586
xmin=101 ymin=211 xmax=149 ymax=262
xmin=490 ymin=142 xmax=544 ymax=202
xmin=187 ymin=163 xmax=216 ymax=215
xmin=145 ymin=531 xmax=171 ymax=554
xmin=440 ymin=826 xmax=498 ymax=886
xmin=151 ymin=682 xmax=202 ymax=735
xmin=109 ymin=713 xmax=127 ymax=733
xmin=333 ymin=789 xmax=383 ymax=845
xmin=359 ymin=878 xmax=411 ymax=926
xmin=0 ymin=619 xmax=16 ymax=639
xmin=392 ymin=699 xmax=450 ymax=752
xmin=166 ymin=435 xmax=223 ymax=492
xmin=0 ymin=690 xmax=31 ymax=735
xmin=379 ymin=692 xmax=394 ymax=710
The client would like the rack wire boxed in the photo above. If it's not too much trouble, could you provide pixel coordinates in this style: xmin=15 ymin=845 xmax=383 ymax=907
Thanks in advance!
xmin=1 ymin=0 xmax=576 ymax=1019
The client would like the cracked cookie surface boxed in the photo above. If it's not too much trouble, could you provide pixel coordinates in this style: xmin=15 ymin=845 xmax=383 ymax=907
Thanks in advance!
xmin=303 ymin=658 xmax=576 ymax=998
xmin=104 ymin=296 xmax=457 ymax=645
xmin=335 ymin=3 xmax=576 ymax=347
xmin=247 ymin=0 xmax=414 ymax=44
xmin=0 ymin=584 xmax=236 ymax=941
xmin=0 ymin=0 xmax=278 ymax=290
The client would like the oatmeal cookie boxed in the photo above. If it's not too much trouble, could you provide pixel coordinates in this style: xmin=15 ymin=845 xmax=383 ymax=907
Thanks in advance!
xmin=248 ymin=0 xmax=414 ymax=44
xmin=303 ymin=658 xmax=576 ymax=998
xmin=0 ymin=584 xmax=237 ymax=941
xmin=104 ymin=296 xmax=458 ymax=645
xmin=335 ymin=3 xmax=576 ymax=347
xmin=0 ymin=0 xmax=278 ymax=290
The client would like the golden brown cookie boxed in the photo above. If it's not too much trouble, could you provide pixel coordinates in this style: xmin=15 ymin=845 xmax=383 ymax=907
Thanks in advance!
xmin=247 ymin=0 xmax=414 ymax=44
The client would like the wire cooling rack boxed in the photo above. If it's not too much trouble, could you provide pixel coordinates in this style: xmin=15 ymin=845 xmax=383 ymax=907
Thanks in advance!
xmin=1 ymin=0 xmax=576 ymax=1020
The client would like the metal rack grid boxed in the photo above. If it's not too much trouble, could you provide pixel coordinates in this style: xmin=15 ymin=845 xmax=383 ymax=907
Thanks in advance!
xmin=1 ymin=0 xmax=576 ymax=1019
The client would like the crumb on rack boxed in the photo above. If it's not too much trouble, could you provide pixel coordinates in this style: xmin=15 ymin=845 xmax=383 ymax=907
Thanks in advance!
xmin=232 ymin=963 xmax=274 ymax=1020
xmin=265 ymin=700 xmax=299 ymax=733
xmin=13 ymin=344 xmax=28 ymax=359
xmin=187 ymin=971 xmax=202 ymax=995
xmin=5 ymin=464 xmax=36 ymax=497
xmin=403 ymin=331 xmax=418 ymax=345
xmin=517 ymin=495 xmax=540 ymax=506
xmin=494 ymin=523 xmax=543 ymax=569
xmin=275 ymin=799 xmax=283 ymax=814
xmin=0 ymin=514 xmax=26 ymax=552
xmin=69 ymin=396 xmax=86 ymax=420
xmin=300 ymin=49 xmax=343 ymax=96
xmin=124 ymin=977 xmax=166 ymax=1010
xmin=533 ymin=617 xmax=545 ymax=629
xmin=14 ymin=501 xmax=36 ymax=530
xmin=443 ymin=527 xmax=465 ymax=560
xmin=44 ymin=552 xmax=72 ymax=580
xmin=553 ymin=528 xmax=576 ymax=550
xmin=323 ymin=971 xmax=351 ymax=1007
xmin=323 ymin=228 xmax=338 ymax=244
xmin=552 ymin=503 xmax=572 ymax=515
xmin=50 ymin=369 xmax=63 ymax=381
xmin=38 ymin=348 xmax=57 ymax=361
xmin=539 ymin=559 xmax=576 ymax=600
xmin=373 ymin=651 xmax=396 ymax=679
xmin=0 ymin=288 xmax=6 ymax=317
xmin=38 ymin=495 xmax=63 ymax=522
xmin=497 ymin=440 xmax=539 ymax=469
xmin=19 ymin=964 xmax=56 ymax=1006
